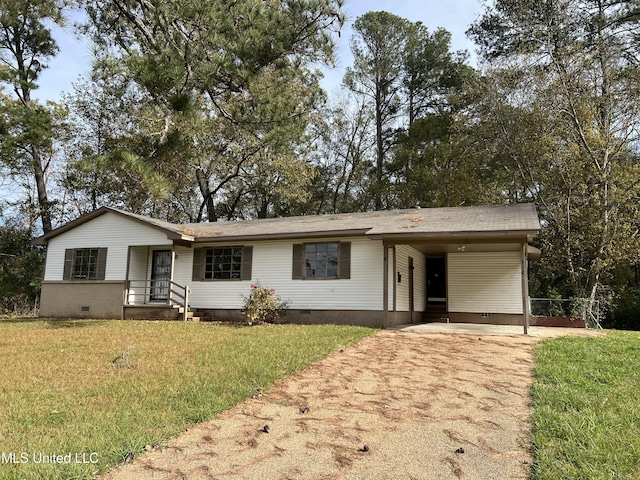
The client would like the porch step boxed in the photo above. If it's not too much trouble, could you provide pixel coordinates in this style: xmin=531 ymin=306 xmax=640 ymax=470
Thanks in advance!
xmin=178 ymin=306 xmax=201 ymax=322
xmin=422 ymin=305 xmax=449 ymax=323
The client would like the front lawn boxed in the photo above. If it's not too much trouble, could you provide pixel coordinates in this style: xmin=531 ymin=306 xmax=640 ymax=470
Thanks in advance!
xmin=0 ymin=319 xmax=374 ymax=480
xmin=531 ymin=330 xmax=640 ymax=479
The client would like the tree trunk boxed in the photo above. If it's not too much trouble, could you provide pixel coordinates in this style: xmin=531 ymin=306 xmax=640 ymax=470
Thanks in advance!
xmin=32 ymin=145 xmax=52 ymax=233
xmin=23 ymin=84 xmax=52 ymax=233
xmin=375 ymin=83 xmax=384 ymax=210
xmin=195 ymin=168 xmax=217 ymax=222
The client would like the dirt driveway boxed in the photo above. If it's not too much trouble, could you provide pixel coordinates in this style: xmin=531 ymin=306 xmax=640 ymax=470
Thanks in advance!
xmin=102 ymin=328 xmax=598 ymax=480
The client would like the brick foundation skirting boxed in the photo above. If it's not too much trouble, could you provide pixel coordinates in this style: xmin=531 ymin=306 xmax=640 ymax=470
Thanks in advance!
xmin=530 ymin=316 xmax=586 ymax=328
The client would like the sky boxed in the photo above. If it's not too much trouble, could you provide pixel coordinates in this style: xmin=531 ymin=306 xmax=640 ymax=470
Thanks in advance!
xmin=34 ymin=0 xmax=485 ymax=102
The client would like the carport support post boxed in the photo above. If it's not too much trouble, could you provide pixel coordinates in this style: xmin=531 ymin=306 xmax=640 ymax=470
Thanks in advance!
xmin=383 ymin=241 xmax=389 ymax=328
xmin=521 ymin=243 xmax=529 ymax=335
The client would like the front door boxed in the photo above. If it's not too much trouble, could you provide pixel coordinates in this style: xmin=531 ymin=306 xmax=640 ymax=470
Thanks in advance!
xmin=426 ymin=257 xmax=446 ymax=305
xmin=150 ymin=250 xmax=172 ymax=301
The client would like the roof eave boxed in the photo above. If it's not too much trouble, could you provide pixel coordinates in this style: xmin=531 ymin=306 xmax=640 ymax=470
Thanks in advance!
xmin=366 ymin=229 xmax=540 ymax=242
xmin=32 ymin=206 xmax=191 ymax=246
xmin=32 ymin=207 xmax=113 ymax=246
xmin=192 ymin=228 xmax=372 ymax=243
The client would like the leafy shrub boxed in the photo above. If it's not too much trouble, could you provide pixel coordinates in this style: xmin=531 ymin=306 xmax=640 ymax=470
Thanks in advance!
xmin=241 ymin=283 xmax=289 ymax=325
xmin=0 ymin=223 xmax=44 ymax=316
xmin=608 ymin=287 xmax=640 ymax=330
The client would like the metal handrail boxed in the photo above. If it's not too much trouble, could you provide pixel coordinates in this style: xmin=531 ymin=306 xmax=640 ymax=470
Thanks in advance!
xmin=125 ymin=280 xmax=191 ymax=321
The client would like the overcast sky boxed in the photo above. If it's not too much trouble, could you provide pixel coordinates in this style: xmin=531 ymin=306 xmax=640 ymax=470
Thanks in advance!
xmin=34 ymin=0 xmax=485 ymax=102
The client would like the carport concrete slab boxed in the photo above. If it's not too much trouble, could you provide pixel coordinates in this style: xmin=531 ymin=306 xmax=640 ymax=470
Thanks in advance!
xmin=393 ymin=322 xmax=595 ymax=337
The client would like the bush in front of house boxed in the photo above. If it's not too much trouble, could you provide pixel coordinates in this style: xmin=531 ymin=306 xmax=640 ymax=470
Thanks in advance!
xmin=241 ymin=283 xmax=289 ymax=325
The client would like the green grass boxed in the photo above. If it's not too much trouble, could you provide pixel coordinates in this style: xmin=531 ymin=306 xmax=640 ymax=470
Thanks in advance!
xmin=0 ymin=319 xmax=375 ymax=480
xmin=531 ymin=331 xmax=640 ymax=480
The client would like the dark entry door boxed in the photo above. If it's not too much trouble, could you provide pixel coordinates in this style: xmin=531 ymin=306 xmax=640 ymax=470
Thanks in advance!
xmin=426 ymin=257 xmax=446 ymax=304
xmin=150 ymin=250 xmax=172 ymax=301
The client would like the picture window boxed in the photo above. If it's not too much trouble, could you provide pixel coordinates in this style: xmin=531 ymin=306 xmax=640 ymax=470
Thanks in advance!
xmin=305 ymin=242 xmax=339 ymax=278
xmin=204 ymin=247 xmax=243 ymax=280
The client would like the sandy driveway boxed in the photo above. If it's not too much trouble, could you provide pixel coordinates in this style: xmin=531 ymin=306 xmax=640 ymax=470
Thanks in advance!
xmin=102 ymin=328 xmax=598 ymax=480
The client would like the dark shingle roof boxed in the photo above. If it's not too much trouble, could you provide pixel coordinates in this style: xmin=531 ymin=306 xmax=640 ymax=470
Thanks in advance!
xmin=34 ymin=203 xmax=540 ymax=245
xmin=179 ymin=203 xmax=540 ymax=241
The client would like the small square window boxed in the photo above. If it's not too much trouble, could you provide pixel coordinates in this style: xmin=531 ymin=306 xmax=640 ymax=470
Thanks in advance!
xmin=73 ymin=248 xmax=100 ymax=280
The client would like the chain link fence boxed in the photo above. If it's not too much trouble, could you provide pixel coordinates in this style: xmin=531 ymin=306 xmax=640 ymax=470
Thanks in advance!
xmin=529 ymin=297 xmax=602 ymax=329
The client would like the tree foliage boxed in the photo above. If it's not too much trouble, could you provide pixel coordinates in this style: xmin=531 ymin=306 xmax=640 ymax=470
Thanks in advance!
xmin=468 ymin=0 xmax=640 ymax=304
xmin=0 ymin=0 xmax=67 ymax=232
xmin=74 ymin=0 xmax=344 ymax=221
xmin=342 ymin=12 xmax=474 ymax=210
xmin=343 ymin=11 xmax=410 ymax=209
xmin=0 ymin=220 xmax=43 ymax=314
xmin=305 ymin=92 xmax=375 ymax=214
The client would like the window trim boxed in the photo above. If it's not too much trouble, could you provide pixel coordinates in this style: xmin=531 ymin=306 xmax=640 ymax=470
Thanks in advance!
xmin=292 ymin=241 xmax=351 ymax=280
xmin=63 ymin=248 xmax=107 ymax=281
xmin=204 ymin=246 xmax=243 ymax=280
xmin=192 ymin=245 xmax=252 ymax=281
xmin=304 ymin=242 xmax=340 ymax=279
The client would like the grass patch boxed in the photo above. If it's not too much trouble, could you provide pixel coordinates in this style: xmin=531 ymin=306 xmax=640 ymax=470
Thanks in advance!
xmin=0 ymin=319 xmax=374 ymax=479
xmin=531 ymin=331 xmax=640 ymax=479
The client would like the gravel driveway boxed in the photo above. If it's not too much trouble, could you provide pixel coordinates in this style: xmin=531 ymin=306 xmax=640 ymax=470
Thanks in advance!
xmin=101 ymin=328 xmax=598 ymax=480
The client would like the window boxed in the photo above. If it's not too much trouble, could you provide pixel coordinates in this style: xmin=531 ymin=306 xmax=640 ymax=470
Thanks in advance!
xmin=192 ymin=246 xmax=253 ymax=281
xmin=292 ymin=242 xmax=350 ymax=280
xmin=204 ymin=247 xmax=243 ymax=279
xmin=73 ymin=248 xmax=99 ymax=280
xmin=305 ymin=242 xmax=339 ymax=278
xmin=63 ymin=248 xmax=107 ymax=281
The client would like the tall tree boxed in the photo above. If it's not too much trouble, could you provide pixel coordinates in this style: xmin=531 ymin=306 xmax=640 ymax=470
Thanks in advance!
xmin=468 ymin=0 xmax=640 ymax=304
xmin=343 ymin=11 xmax=410 ymax=210
xmin=306 ymin=92 xmax=375 ymax=213
xmin=402 ymin=25 xmax=472 ymax=125
xmin=391 ymin=24 xmax=476 ymax=209
xmin=81 ymin=0 xmax=344 ymax=222
xmin=0 ymin=0 xmax=67 ymax=232
xmin=343 ymin=12 xmax=474 ymax=211
xmin=61 ymin=54 xmax=174 ymax=220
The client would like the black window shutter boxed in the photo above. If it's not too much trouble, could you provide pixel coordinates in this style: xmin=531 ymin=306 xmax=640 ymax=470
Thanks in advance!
xmin=96 ymin=248 xmax=108 ymax=280
xmin=241 ymin=246 xmax=253 ymax=280
xmin=338 ymin=242 xmax=351 ymax=279
xmin=63 ymin=249 xmax=74 ymax=280
xmin=192 ymin=248 xmax=204 ymax=281
xmin=292 ymin=244 xmax=304 ymax=279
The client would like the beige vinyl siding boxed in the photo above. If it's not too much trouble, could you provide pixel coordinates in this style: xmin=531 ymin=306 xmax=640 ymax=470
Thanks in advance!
xmin=448 ymin=252 xmax=523 ymax=314
xmin=126 ymin=246 xmax=148 ymax=304
xmin=174 ymin=237 xmax=384 ymax=311
xmin=394 ymin=245 xmax=426 ymax=312
xmin=44 ymin=212 xmax=172 ymax=281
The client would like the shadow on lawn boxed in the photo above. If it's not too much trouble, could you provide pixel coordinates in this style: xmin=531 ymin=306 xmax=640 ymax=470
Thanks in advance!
xmin=0 ymin=317 xmax=103 ymax=328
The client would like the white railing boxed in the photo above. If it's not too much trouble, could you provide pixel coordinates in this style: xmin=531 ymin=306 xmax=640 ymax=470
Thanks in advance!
xmin=124 ymin=280 xmax=191 ymax=321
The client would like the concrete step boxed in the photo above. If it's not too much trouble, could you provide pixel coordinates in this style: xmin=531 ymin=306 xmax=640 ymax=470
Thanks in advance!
xmin=422 ymin=307 xmax=450 ymax=322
